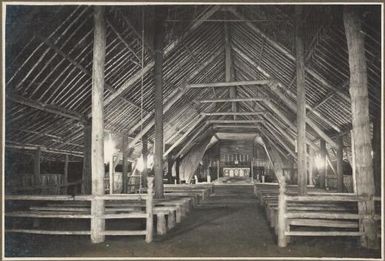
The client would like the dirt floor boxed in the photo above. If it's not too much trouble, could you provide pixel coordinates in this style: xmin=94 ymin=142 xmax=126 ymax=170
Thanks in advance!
xmin=5 ymin=185 xmax=382 ymax=258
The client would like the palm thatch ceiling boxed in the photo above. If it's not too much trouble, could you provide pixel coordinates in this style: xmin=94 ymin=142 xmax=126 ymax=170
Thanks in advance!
xmin=5 ymin=5 xmax=381 ymax=163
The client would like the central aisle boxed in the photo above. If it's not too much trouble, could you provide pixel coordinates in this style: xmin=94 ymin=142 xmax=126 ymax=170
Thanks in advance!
xmin=6 ymin=185 xmax=380 ymax=258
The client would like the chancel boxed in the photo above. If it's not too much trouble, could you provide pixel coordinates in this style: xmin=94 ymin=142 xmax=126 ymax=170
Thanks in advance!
xmin=2 ymin=3 xmax=383 ymax=259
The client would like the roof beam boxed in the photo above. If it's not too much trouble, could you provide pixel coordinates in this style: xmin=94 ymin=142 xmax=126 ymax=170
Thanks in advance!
xmin=175 ymin=123 xmax=212 ymax=158
xmin=187 ymin=80 xmax=270 ymax=89
xmin=269 ymin=83 xmax=338 ymax=148
xmin=207 ymin=119 xmax=262 ymax=124
xmin=228 ymin=7 xmax=350 ymax=103
xmin=127 ymin=47 xmax=223 ymax=147
xmin=198 ymin=97 xmax=266 ymax=103
xmin=262 ymin=125 xmax=296 ymax=159
xmin=234 ymin=45 xmax=341 ymax=133
xmin=163 ymin=115 xmax=206 ymax=159
xmin=104 ymin=5 xmax=221 ymax=108
xmin=233 ymin=47 xmax=340 ymax=144
xmin=6 ymin=141 xmax=83 ymax=157
xmin=7 ymin=94 xmax=86 ymax=123
xmin=213 ymin=124 xmax=260 ymax=129
xmin=201 ymin=111 xmax=265 ymax=116
xmin=38 ymin=36 xmax=146 ymax=115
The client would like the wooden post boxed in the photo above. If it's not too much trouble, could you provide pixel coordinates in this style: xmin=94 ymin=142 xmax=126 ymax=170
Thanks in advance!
xmin=108 ymin=134 xmax=114 ymax=194
xmin=122 ymin=134 xmax=128 ymax=193
xmin=90 ymin=6 xmax=106 ymax=244
xmin=33 ymin=147 xmax=41 ymax=185
xmin=351 ymin=130 xmax=357 ymax=193
xmin=250 ymin=160 xmax=254 ymax=183
xmin=224 ymin=22 xmax=237 ymax=120
xmin=142 ymin=134 xmax=148 ymax=178
xmin=319 ymin=139 xmax=326 ymax=189
xmin=217 ymin=159 xmax=220 ymax=180
xmin=344 ymin=6 xmax=378 ymax=249
xmin=82 ymin=124 xmax=92 ymax=194
xmin=167 ymin=155 xmax=173 ymax=183
xmin=175 ymin=157 xmax=180 ymax=184
xmin=336 ymin=135 xmax=344 ymax=192
xmin=277 ymin=175 xmax=287 ymax=247
xmin=64 ymin=154 xmax=69 ymax=194
xmin=145 ymin=177 xmax=154 ymax=243
xmin=295 ymin=6 xmax=307 ymax=195
xmin=153 ymin=9 xmax=166 ymax=198
xmin=308 ymin=148 xmax=314 ymax=186
xmin=372 ymin=110 xmax=381 ymax=196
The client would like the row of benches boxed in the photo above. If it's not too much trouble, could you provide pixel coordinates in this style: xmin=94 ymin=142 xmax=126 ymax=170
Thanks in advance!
xmin=5 ymin=178 xmax=214 ymax=242
xmin=254 ymin=182 xmax=381 ymax=247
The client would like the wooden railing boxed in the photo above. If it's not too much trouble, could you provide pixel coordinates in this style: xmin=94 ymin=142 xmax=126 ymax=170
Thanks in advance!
xmin=5 ymin=177 xmax=154 ymax=242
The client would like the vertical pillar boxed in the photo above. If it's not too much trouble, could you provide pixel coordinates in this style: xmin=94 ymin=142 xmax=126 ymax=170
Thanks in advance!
xmin=336 ymin=135 xmax=344 ymax=192
xmin=153 ymin=8 xmax=166 ymax=198
xmin=224 ymin=22 xmax=237 ymax=120
xmin=308 ymin=148 xmax=314 ymax=186
xmin=319 ymin=139 xmax=327 ymax=189
xmin=167 ymin=155 xmax=174 ymax=183
xmin=217 ymin=159 xmax=220 ymax=180
xmin=122 ymin=134 xmax=128 ymax=193
xmin=142 ymin=134 xmax=148 ymax=178
xmin=64 ymin=154 xmax=69 ymax=194
xmin=295 ymin=6 xmax=307 ymax=195
xmin=33 ymin=147 xmax=41 ymax=185
xmin=344 ymin=6 xmax=378 ymax=249
xmin=82 ymin=124 xmax=92 ymax=194
xmin=108 ymin=134 xmax=114 ymax=194
xmin=372 ymin=110 xmax=381 ymax=196
xmin=90 ymin=6 xmax=106 ymax=244
xmin=277 ymin=176 xmax=287 ymax=247
xmin=175 ymin=157 xmax=180 ymax=184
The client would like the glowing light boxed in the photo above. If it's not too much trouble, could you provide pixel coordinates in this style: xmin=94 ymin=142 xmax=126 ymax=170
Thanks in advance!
xmin=137 ymin=154 xmax=154 ymax=172
xmin=314 ymin=154 xmax=324 ymax=170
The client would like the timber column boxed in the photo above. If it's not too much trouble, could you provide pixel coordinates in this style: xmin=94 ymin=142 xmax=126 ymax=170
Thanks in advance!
xmin=319 ymin=139 xmax=326 ymax=189
xmin=33 ymin=146 xmax=41 ymax=185
xmin=153 ymin=8 xmax=167 ymax=198
xmin=90 ymin=6 xmax=106 ymax=243
xmin=295 ymin=6 xmax=307 ymax=195
xmin=82 ymin=123 xmax=92 ymax=194
xmin=344 ymin=6 xmax=378 ymax=249
xmin=336 ymin=135 xmax=344 ymax=192
xmin=122 ymin=134 xmax=128 ymax=193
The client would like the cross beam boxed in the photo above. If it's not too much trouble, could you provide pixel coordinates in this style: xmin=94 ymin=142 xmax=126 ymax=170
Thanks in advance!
xmin=207 ymin=119 xmax=263 ymax=124
xmin=187 ymin=80 xmax=270 ymax=89
xmin=201 ymin=111 xmax=265 ymax=116
xmin=198 ymin=97 xmax=266 ymax=103
xmin=7 ymin=94 xmax=85 ymax=123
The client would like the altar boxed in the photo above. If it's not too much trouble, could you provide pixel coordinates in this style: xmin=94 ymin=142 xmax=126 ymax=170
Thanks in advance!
xmin=223 ymin=167 xmax=250 ymax=178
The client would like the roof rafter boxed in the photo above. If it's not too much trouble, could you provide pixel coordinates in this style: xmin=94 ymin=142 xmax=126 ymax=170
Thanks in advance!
xmin=7 ymin=94 xmax=86 ymax=123
xmin=104 ymin=5 xmax=222 ymax=108
xmin=228 ymin=7 xmax=350 ymax=103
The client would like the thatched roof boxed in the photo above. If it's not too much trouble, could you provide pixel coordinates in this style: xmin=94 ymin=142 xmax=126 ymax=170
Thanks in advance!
xmin=5 ymin=5 xmax=381 ymax=162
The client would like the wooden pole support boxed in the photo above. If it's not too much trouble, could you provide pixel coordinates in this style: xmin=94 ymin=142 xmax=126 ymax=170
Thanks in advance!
xmin=122 ymin=134 xmax=128 ymax=193
xmin=336 ymin=135 xmax=344 ymax=192
xmin=90 ymin=6 xmax=106 ymax=244
xmin=82 ymin=124 xmax=92 ymax=194
xmin=344 ymin=6 xmax=378 ymax=249
xmin=153 ymin=9 xmax=167 ymax=199
xmin=34 ymin=146 xmax=41 ymax=184
xmin=146 ymin=177 xmax=154 ymax=243
xmin=319 ymin=139 xmax=327 ymax=189
xmin=64 ymin=154 xmax=69 ymax=194
xmin=277 ymin=176 xmax=287 ymax=247
xmin=295 ymin=6 xmax=307 ymax=195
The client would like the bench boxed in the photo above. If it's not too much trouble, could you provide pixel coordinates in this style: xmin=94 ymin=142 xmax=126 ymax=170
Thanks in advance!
xmin=254 ymin=182 xmax=381 ymax=247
